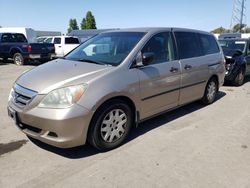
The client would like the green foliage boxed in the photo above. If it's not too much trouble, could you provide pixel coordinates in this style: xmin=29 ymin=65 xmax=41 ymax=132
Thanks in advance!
xmin=211 ymin=27 xmax=228 ymax=34
xmin=80 ymin=11 xmax=97 ymax=30
xmin=68 ymin=19 xmax=79 ymax=34
xmin=80 ymin=18 xmax=86 ymax=30
xmin=211 ymin=24 xmax=250 ymax=34
xmin=233 ymin=24 xmax=246 ymax=33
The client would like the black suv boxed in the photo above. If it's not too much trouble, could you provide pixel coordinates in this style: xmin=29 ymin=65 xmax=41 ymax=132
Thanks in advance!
xmin=219 ymin=38 xmax=250 ymax=86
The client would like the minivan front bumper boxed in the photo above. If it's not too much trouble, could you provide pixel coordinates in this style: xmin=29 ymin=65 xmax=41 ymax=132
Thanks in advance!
xmin=8 ymin=101 xmax=93 ymax=148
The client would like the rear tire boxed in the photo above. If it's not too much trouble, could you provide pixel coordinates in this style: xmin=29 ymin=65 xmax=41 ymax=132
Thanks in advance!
xmin=13 ymin=53 xmax=24 ymax=66
xmin=88 ymin=100 xmax=133 ymax=151
xmin=202 ymin=78 xmax=218 ymax=105
xmin=233 ymin=67 xmax=245 ymax=86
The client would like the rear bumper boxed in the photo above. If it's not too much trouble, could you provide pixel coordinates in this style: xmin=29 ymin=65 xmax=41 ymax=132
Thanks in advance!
xmin=23 ymin=53 xmax=56 ymax=60
xmin=8 ymin=101 xmax=93 ymax=148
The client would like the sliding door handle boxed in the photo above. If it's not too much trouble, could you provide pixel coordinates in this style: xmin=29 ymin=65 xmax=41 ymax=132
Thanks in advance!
xmin=170 ymin=67 xmax=179 ymax=73
xmin=184 ymin=64 xmax=192 ymax=70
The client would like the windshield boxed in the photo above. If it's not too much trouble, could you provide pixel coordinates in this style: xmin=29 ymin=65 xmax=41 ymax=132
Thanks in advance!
xmin=219 ymin=40 xmax=246 ymax=53
xmin=65 ymin=32 xmax=145 ymax=66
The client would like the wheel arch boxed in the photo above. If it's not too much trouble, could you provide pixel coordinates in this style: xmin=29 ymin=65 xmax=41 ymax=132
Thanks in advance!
xmin=241 ymin=61 xmax=247 ymax=72
xmin=10 ymin=48 xmax=21 ymax=57
xmin=91 ymin=95 xmax=137 ymax=123
xmin=87 ymin=95 xmax=137 ymax=135
xmin=86 ymin=95 xmax=138 ymax=148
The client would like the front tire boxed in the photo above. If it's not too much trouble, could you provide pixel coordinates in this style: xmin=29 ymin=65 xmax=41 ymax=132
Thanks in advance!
xmin=88 ymin=100 xmax=133 ymax=151
xmin=13 ymin=53 xmax=24 ymax=66
xmin=233 ymin=67 xmax=245 ymax=86
xmin=202 ymin=78 xmax=218 ymax=105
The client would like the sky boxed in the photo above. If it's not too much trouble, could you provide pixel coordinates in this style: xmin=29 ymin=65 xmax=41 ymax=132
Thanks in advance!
xmin=0 ymin=0 xmax=249 ymax=34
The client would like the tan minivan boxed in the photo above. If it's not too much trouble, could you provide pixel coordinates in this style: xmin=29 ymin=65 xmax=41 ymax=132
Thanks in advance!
xmin=8 ymin=28 xmax=225 ymax=151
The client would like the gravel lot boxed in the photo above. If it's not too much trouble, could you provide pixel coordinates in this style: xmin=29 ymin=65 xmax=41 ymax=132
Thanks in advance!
xmin=0 ymin=62 xmax=250 ymax=188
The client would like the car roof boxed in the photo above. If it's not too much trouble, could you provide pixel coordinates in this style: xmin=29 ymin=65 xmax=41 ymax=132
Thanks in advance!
xmin=102 ymin=27 xmax=211 ymax=35
xmin=0 ymin=32 xmax=24 ymax=35
xmin=45 ymin=36 xmax=78 ymax=38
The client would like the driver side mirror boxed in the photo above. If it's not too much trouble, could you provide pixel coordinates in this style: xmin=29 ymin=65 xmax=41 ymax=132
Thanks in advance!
xmin=142 ymin=52 xmax=155 ymax=66
xmin=133 ymin=52 xmax=155 ymax=68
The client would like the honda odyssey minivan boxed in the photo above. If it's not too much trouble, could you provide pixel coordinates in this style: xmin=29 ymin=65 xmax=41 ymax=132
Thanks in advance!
xmin=8 ymin=28 xmax=225 ymax=151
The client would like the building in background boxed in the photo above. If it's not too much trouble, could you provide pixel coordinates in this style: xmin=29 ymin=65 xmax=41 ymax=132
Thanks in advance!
xmin=36 ymin=30 xmax=61 ymax=37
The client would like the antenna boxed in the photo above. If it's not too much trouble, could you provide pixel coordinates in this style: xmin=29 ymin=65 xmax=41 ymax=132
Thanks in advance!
xmin=230 ymin=0 xmax=247 ymax=33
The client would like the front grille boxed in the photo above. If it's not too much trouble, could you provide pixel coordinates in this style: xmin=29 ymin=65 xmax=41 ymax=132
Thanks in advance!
xmin=12 ymin=84 xmax=38 ymax=108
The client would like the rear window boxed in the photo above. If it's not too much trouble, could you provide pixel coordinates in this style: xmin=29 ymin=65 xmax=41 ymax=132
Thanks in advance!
xmin=199 ymin=34 xmax=220 ymax=55
xmin=65 ymin=37 xmax=79 ymax=44
xmin=175 ymin=32 xmax=202 ymax=59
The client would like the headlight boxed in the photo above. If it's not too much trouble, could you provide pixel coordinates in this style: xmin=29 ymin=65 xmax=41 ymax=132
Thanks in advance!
xmin=38 ymin=84 xmax=87 ymax=109
xmin=8 ymin=88 xmax=14 ymax=102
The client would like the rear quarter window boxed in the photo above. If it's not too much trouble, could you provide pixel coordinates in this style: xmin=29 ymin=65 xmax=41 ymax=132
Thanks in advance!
xmin=12 ymin=34 xmax=27 ymax=43
xmin=65 ymin=37 xmax=79 ymax=44
xmin=174 ymin=32 xmax=202 ymax=59
xmin=199 ymin=34 xmax=220 ymax=55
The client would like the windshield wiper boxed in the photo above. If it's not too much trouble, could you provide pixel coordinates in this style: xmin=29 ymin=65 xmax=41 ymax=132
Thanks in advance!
xmin=78 ymin=59 xmax=107 ymax=65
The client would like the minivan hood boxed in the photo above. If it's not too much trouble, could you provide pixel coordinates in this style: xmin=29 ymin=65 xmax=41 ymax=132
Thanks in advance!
xmin=16 ymin=59 xmax=113 ymax=94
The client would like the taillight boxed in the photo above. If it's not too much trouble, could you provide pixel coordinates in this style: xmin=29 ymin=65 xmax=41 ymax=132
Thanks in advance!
xmin=28 ymin=45 xmax=32 ymax=53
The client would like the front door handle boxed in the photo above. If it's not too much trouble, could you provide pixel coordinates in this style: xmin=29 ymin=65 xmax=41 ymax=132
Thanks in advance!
xmin=184 ymin=64 xmax=192 ymax=70
xmin=170 ymin=67 xmax=179 ymax=73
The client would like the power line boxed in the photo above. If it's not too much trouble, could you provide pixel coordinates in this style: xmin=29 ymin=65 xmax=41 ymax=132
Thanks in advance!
xmin=230 ymin=0 xmax=247 ymax=32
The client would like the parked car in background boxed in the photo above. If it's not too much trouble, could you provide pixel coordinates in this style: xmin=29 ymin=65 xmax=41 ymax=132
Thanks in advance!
xmin=37 ymin=36 xmax=49 ymax=43
xmin=0 ymin=33 xmax=55 ymax=65
xmin=44 ymin=36 xmax=80 ymax=57
xmin=219 ymin=38 xmax=250 ymax=86
xmin=8 ymin=28 xmax=225 ymax=151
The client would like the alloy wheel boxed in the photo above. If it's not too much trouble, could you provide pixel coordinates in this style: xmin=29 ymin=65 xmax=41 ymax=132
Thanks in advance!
xmin=100 ymin=109 xmax=127 ymax=143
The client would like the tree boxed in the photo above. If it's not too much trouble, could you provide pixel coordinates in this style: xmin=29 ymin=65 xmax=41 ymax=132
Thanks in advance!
xmin=68 ymin=19 xmax=79 ymax=34
xmin=211 ymin=27 xmax=230 ymax=34
xmin=80 ymin=18 xmax=86 ymax=30
xmin=233 ymin=24 xmax=246 ymax=33
xmin=80 ymin=11 xmax=97 ymax=30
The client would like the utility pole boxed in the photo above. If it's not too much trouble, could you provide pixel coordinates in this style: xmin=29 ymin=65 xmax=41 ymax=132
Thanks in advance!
xmin=230 ymin=0 xmax=247 ymax=33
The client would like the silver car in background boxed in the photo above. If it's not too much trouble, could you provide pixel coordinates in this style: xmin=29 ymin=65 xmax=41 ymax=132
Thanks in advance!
xmin=8 ymin=28 xmax=225 ymax=151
